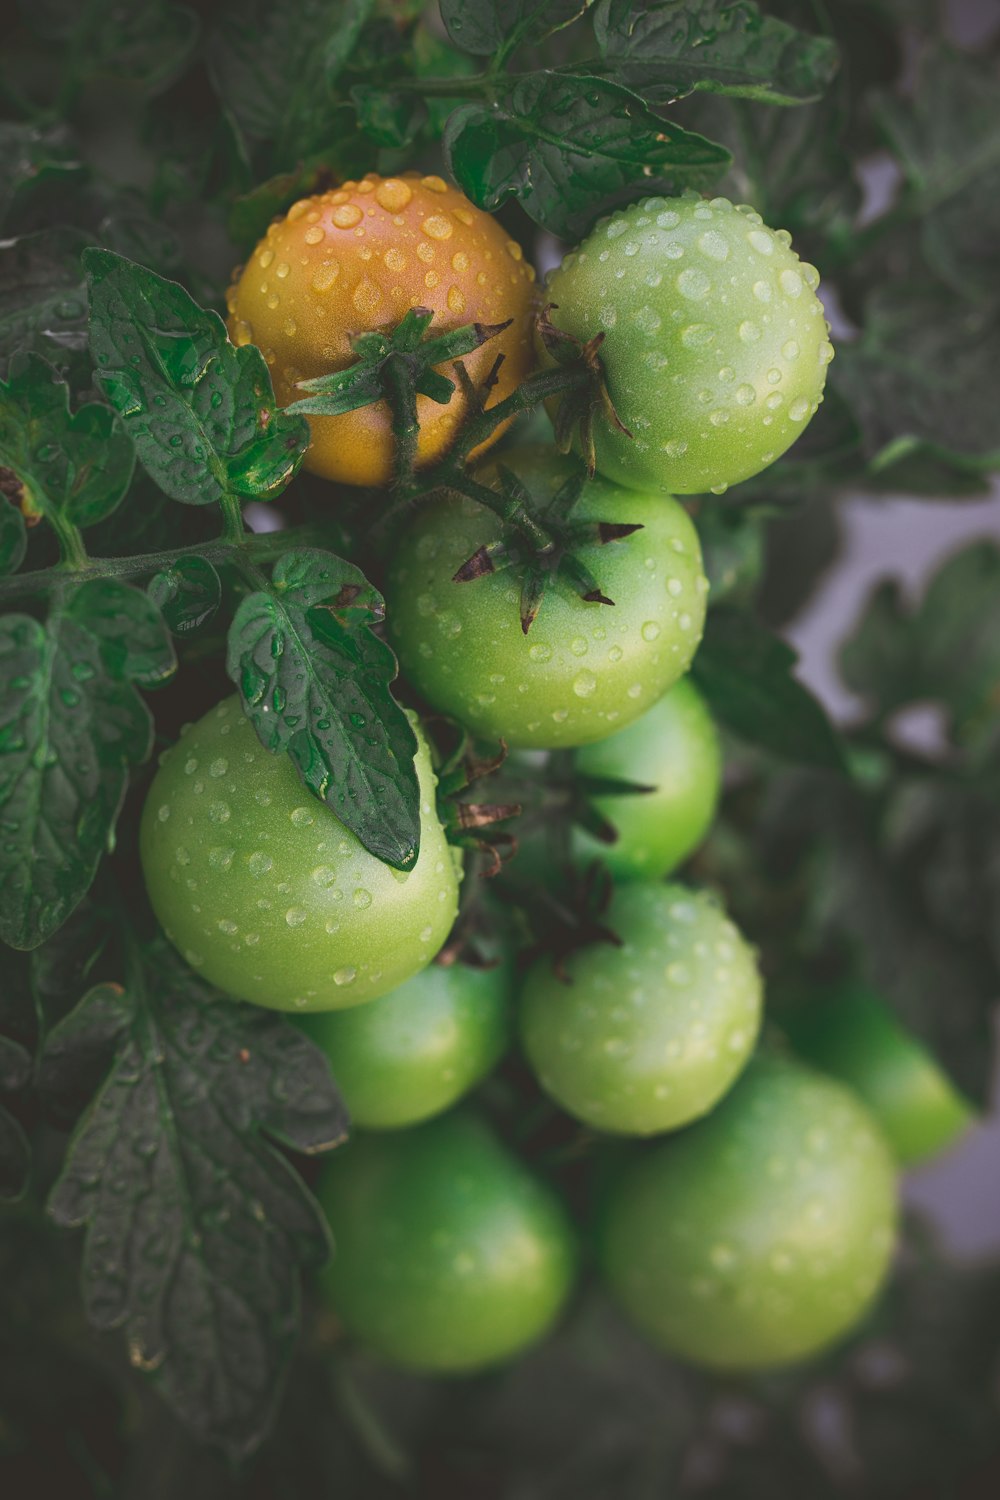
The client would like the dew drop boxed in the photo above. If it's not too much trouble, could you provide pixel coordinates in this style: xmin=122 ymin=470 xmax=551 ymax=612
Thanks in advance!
xmin=285 ymin=908 xmax=308 ymax=928
xmin=789 ymin=396 xmax=811 ymax=421
xmin=677 ymin=267 xmax=711 ymax=300
xmin=208 ymin=802 xmax=231 ymax=824
xmin=641 ymin=621 xmax=661 ymax=641
xmin=333 ymin=966 xmax=357 ymax=986
xmin=572 ymin=671 xmax=597 ymax=698
xmin=353 ymin=888 xmax=373 ymax=909
xmin=735 ymin=383 xmax=756 ymax=406
xmin=290 ymin=806 xmax=315 ymax=827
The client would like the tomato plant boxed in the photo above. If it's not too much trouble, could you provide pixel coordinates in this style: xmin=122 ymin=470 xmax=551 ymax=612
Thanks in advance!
xmin=316 ymin=1110 xmax=577 ymax=1372
xmin=598 ymin=1055 xmax=898 ymax=1369
xmin=543 ymin=194 xmax=834 ymax=496
xmin=571 ymin=675 xmax=722 ymax=879
xmin=385 ymin=447 xmax=708 ymax=749
xmin=782 ymin=982 xmax=976 ymax=1167
xmin=519 ymin=884 xmax=762 ymax=1135
xmin=294 ymin=954 xmax=511 ymax=1128
xmin=140 ymin=697 xmax=461 ymax=1011
xmin=226 ymin=173 xmax=537 ymax=487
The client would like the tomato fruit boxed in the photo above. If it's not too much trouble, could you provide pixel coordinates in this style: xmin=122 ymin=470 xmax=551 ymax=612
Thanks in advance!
xmin=385 ymin=447 xmax=708 ymax=750
xmin=226 ymin=173 xmax=537 ymax=486
xmin=782 ymin=982 xmax=975 ymax=1167
xmin=316 ymin=1111 xmax=577 ymax=1371
xmin=571 ymin=675 xmax=721 ymax=879
xmin=519 ymin=884 xmax=761 ymax=1135
xmin=598 ymin=1055 xmax=898 ymax=1369
xmin=543 ymin=195 xmax=834 ymax=495
xmin=294 ymin=956 xmax=511 ymax=1129
xmin=140 ymin=697 xmax=460 ymax=1011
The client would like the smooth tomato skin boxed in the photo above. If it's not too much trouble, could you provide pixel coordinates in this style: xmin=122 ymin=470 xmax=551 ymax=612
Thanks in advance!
xmin=519 ymin=884 xmax=762 ymax=1135
xmin=572 ymin=675 xmax=721 ymax=879
xmin=294 ymin=957 xmax=512 ymax=1129
xmin=316 ymin=1111 xmax=577 ymax=1372
xmin=385 ymin=447 xmax=708 ymax=750
xmin=782 ymin=982 xmax=975 ymax=1168
xmin=226 ymin=172 xmax=537 ymax=486
xmin=543 ymin=195 xmax=834 ymax=495
xmin=598 ymin=1056 xmax=898 ymax=1370
xmin=140 ymin=698 xmax=460 ymax=1012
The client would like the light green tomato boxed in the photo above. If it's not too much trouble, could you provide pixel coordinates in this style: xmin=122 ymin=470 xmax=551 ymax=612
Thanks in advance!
xmin=598 ymin=1055 xmax=899 ymax=1370
xmin=572 ymin=676 xmax=722 ymax=879
xmin=294 ymin=957 xmax=512 ymax=1128
xmin=140 ymin=697 xmax=460 ymax=1012
xmin=519 ymin=883 xmax=762 ymax=1135
xmin=317 ymin=1111 xmax=577 ymax=1372
xmin=783 ymin=982 xmax=976 ymax=1168
xmin=384 ymin=446 xmax=708 ymax=750
xmin=543 ymin=195 xmax=834 ymax=495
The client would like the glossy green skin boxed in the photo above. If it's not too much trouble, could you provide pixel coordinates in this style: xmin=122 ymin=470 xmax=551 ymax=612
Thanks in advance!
xmin=520 ymin=884 xmax=762 ymax=1135
xmin=295 ymin=958 xmax=511 ymax=1129
xmin=598 ymin=1056 xmax=898 ymax=1370
xmin=140 ymin=697 xmax=460 ymax=1012
xmin=317 ymin=1111 xmax=577 ymax=1372
xmin=783 ymin=983 xmax=975 ymax=1168
xmin=572 ymin=676 xmax=721 ymax=879
xmin=385 ymin=447 xmax=708 ymax=750
xmin=544 ymin=196 xmax=834 ymax=496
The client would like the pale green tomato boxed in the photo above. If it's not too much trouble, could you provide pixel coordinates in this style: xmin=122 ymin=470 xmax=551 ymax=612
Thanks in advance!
xmin=519 ymin=883 xmax=762 ymax=1135
xmin=598 ymin=1056 xmax=898 ymax=1369
xmin=783 ymin=982 xmax=976 ymax=1167
xmin=543 ymin=195 xmax=834 ymax=495
xmin=385 ymin=446 xmax=708 ymax=750
xmin=294 ymin=957 xmax=511 ymax=1128
xmin=140 ymin=697 xmax=460 ymax=1011
xmin=572 ymin=676 xmax=722 ymax=879
xmin=317 ymin=1111 xmax=577 ymax=1372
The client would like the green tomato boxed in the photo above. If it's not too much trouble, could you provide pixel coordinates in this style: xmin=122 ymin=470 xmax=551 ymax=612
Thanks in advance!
xmin=294 ymin=957 xmax=512 ymax=1129
xmin=519 ymin=883 xmax=762 ymax=1135
xmin=782 ymin=982 xmax=975 ymax=1168
xmin=316 ymin=1111 xmax=577 ymax=1372
xmin=543 ymin=195 xmax=834 ymax=496
xmin=598 ymin=1055 xmax=898 ymax=1370
xmin=384 ymin=446 xmax=708 ymax=750
xmin=140 ymin=697 xmax=460 ymax=1012
xmin=572 ymin=676 xmax=721 ymax=879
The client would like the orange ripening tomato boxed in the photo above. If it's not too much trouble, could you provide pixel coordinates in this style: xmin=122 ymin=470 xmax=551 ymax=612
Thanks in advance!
xmin=226 ymin=172 xmax=538 ymax=486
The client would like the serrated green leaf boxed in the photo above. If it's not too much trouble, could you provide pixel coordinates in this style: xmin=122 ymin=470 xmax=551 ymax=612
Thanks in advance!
xmin=85 ymin=249 xmax=309 ymax=507
xmin=0 ymin=352 xmax=135 ymax=532
xmin=226 ymin=547 xmax=421 ymax=871
xmin=0 ymin=227 xmax=92 ymax=373
xmin=441 ymin=0 xmax=586 ymax=61
xmin=593 ymin=0 xmax=838 ymax=106
xmin=693 ymin=609 xmax=845 ymax=769
xmin=148 ymin=555 xmax=223 ymax=636
xmin=445 ymin=72 xmax=730 ymax=239
xmin=42 ymin=943 xmax=348 ymax=1460
xmin=840 ymin=543 xmax=1000 ymax=749
xmin=0 ymin=582 xmax=175 ymax=950
xmin=873 ymin=47 xmax=1000 ymax=305
xmin=209 ymin=0 xmax=375 ymax=167
xmin=351 ymin=84 xmax=428 ymax=149
xmin=832 ymin=284 xmax=1000 ymax=476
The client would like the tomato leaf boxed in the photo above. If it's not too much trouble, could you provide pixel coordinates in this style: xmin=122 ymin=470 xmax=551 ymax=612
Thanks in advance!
xmin=840 ymin=542 xmax=1000 ymax=750
xmin=23 ymin=0 xmax=201 ymax=98
xmin=84 ymin=249 xmax=310 ymax=508
xmin=592 ymin=0 xmax=839 ymax=107
xmin=0 ymin=352 xmax=135 ymax=531
xmin=148 ymin=554 xmax=223 ymax=636
xmin=0 ymin=227 xmax=93 ymax=376
xmin=693 ymin=609 xmax=845 ymax=770
xmin=444 ymin=72 xmax=730 ymax=240
xmin=873 ymin=47 xmax=1000 ymax=307
xmin=440 ymin=0 xmax=587 ymax=61
xmin=0 ymin=491 xmax=27 ymax=576
xmin=41 ymin=943 xmax=348 ymax=1461
xmin=0 ymin=581 xmax=175 ymax=950
xmin=226 ymin=547 xmax=421 ymax=871
xmin=832 ymin=284 xmax=1000 ymax=481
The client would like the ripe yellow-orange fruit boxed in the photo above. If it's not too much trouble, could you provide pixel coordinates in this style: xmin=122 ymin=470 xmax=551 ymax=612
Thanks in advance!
xmin=226 ymin=173 xmax=538 ymax=487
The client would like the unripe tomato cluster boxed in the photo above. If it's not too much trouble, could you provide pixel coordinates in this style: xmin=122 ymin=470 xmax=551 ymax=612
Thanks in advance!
xmin=141 ymin=174 xmax=968 ymax=1379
